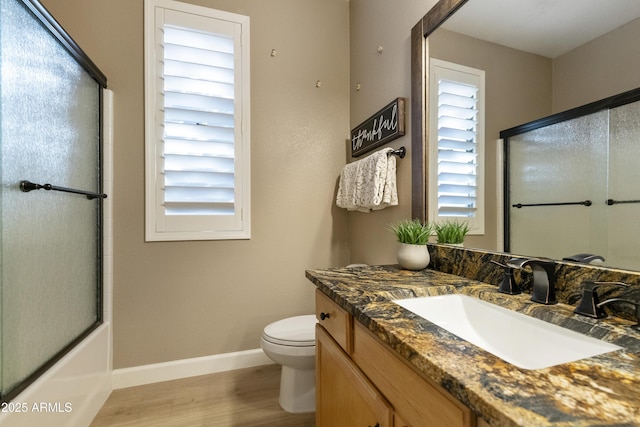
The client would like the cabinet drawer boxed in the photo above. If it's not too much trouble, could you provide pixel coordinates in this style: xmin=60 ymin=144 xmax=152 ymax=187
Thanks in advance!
xmin=315 ymin=289 xmax=352 ymax=353
xmin=353 ymin=322 xmax=474 ymax=427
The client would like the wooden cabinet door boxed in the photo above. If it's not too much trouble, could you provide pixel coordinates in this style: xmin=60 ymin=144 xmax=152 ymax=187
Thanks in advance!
xmin=352 ymin=322 xmax=475 ymax=427
xmin=316 ymin=324 xmax=392 ymax=427
xmin=394 ymin=413 xmax=410 ymax=427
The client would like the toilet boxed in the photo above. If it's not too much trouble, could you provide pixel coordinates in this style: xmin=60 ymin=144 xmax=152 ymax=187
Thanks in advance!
xmin=261 ymin=314 xmax=318 ymax=413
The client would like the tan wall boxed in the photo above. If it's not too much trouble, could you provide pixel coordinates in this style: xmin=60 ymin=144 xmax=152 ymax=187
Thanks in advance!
xmin=348 ymin=1 xmax=552 ymax=262
xmin=553 ymin=18 xmax=640 ymax=112
xmin=347 ymin=0 xmax=438 ymax=265
xmin=41 ymin=0 xmax=350 ymax=368
xmin=40 ymin=0 xmax=637 ymax=371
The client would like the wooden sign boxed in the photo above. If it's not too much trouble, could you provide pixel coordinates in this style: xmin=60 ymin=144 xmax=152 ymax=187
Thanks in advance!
xmin=351 ymin=97 xmax=405 ymax=157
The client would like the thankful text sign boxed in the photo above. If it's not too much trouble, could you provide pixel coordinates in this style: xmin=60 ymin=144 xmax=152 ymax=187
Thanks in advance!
xmin=351 ymin=97 xmax=405 ymax=157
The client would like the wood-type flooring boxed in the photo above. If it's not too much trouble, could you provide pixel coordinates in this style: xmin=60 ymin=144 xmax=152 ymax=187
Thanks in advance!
xmin=90 ymin=364 xmax=315 ymax=427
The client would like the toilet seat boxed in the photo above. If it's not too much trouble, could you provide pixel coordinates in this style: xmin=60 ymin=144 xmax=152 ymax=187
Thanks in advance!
xmin=262 ymin=315 xmax=317 ymax=347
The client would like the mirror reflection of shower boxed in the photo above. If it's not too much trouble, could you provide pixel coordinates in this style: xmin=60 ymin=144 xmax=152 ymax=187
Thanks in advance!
xmin=505 ymin=90 xmax=640 ymax=271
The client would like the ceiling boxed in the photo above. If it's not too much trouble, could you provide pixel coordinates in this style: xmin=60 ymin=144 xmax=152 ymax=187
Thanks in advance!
xmin=441 ymin=0 xmax=640 ymax=58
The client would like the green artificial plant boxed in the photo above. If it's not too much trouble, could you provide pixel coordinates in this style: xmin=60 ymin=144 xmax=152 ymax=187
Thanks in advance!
xmin=434 ymin=219 xmax=471 ymax=244
xmin=390 ymin=219 xmax=434 ymax=245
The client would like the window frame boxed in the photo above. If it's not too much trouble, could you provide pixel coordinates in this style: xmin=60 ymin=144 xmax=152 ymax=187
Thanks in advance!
xmin=144 ymin=0 xmax=251 ymax=242
xmin=428 ymin=58 xmax=485 ymax=234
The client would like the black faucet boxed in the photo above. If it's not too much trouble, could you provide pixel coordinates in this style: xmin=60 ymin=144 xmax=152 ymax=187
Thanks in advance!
xmin=574 ymin=281 xmax=629 ymax=318
xmin=562 ymin=253 xmax=605 ymax=264
xmin=490 ymin=260 xmax=521 ymax=295
xmin=507 ymin=257 xmax=557 ymax=304
xmin=598 ymin=298 xmax=640 ymax=330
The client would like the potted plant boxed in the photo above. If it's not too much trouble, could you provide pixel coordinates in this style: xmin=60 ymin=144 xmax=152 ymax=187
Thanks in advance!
xmin=434 ymin=219 xmax=470 ymax=246
xmin=390 ymin=219 xmax=434 ymax=270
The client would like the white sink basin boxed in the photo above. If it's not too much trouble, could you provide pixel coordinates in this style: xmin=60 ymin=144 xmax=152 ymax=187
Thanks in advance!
xmin=393 ymin=294 xmax=621 ymax=370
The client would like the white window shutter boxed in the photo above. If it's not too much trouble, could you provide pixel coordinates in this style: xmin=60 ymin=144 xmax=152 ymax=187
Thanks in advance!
xmin=162 ymin=23 xmax=236 ymax=218
xmin=429 ymin=59 xmax=485 ymax=234
xmin=437 ymin=79 xmax=478 ymax=216
xmin=145 ymin=0 xmax=250 ymax=241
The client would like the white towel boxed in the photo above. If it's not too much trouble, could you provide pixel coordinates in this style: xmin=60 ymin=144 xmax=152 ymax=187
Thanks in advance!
xmin=336 ymin=147 xmax=398 ymax=212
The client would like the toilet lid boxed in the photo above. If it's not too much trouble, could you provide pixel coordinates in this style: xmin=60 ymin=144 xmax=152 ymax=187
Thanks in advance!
xmin=263 ymin=315 xmax=317 ymax=346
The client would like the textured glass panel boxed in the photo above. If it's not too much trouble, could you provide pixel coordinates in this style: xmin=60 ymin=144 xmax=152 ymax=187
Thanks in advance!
xmin=1 ymin=0 xmax=100 ymax=397
xmin=608 ymin=100 xmax=640 ymax=270
xmin=508 ymin=111 xmax=608 ymax=260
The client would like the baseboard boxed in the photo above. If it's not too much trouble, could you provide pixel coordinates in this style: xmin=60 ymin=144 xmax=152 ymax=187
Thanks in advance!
xmin=112 ymin=348 xmax=274 ymax=389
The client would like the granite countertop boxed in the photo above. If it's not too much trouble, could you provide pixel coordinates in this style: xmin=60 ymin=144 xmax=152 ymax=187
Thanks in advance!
xmin=306 ymin=265 xmax=640 ymax=427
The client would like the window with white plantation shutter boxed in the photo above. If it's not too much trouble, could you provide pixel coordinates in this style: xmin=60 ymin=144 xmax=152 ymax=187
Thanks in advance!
xmin=428 ymin=59 xmax=485 ymax=234
xmin=144 ymin=0 xmax=250 ymax=241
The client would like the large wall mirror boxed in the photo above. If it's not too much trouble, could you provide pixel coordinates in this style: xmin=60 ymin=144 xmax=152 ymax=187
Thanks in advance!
xmin=411 ymin=0 xmax=640 ymax=271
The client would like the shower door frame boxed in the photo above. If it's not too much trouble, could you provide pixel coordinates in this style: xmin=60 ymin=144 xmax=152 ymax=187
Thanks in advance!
xmin=0 ymin=0 xmax=111 ymax=423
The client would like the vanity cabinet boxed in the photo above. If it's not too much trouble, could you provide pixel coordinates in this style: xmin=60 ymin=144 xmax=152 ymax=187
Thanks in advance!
xmin=315 ymin=289 xmax=480 ymax=427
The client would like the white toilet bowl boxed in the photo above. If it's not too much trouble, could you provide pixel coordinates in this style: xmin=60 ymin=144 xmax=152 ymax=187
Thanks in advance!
xmin=261 ymin=314 xmax=317 ymax=413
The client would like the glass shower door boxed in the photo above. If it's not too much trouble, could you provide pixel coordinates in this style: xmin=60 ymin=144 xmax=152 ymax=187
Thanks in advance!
xmin=0 ymin=0 xmax=104 ymax=402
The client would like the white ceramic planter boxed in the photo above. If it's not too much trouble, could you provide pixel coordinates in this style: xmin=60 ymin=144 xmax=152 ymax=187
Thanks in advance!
xmin=397 ymin=243 xmax=430 ymax=270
